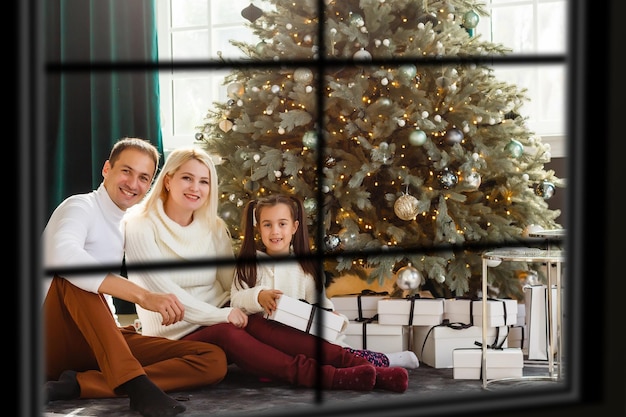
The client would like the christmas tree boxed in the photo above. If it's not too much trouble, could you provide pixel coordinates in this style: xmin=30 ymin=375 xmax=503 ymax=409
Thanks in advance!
xmin=196 ymin=0 xmax=564 ymax=300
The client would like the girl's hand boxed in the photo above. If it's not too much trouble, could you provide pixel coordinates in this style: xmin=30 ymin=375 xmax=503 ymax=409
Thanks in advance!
xmin=258 ymin=289 xmax=283 ymax=315
xmin=227 ymin=308 xmax=249 ymax=328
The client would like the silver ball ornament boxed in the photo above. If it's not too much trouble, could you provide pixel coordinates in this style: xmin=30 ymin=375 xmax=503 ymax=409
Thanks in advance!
xmin=324 ymin=234 xmax=342 ymax=252
xmin=438 ymin=169 xmax=458 ymax=189
xmin=505 ymin=139 xmax=524 ymax=158
xmin=464 ymin=171 xmax=481 ymax=190
xmin=226 ymin=82 xmax=244 ymax=98
xmin=443 ymin=128 xmax=464 ymax=145
xmin=396 ymin=265 xmax=423 ymax=290
xmin=409 ymin=129 xmax=427 ymax=146
xmin=394 ymin=194 xmax=419 ymax=220
xmin=353 ymin=48 xmax=372 ymax=61
xmin=302 ymin=130 xmax=318 ymax=149
xmin=303 ymin=197 xmax=317 ymax=214
xmin=535 ymin=181 xmax=555 ymax=199
xmin=294 ymin=68 xmax=314 ymax=84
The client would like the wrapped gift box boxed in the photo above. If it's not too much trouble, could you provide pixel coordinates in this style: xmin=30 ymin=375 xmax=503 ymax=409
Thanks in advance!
xmin=453 ymin=348 xmax=524 ymax=380
xmin=443 ymin=298 xmax=517 ymax=327
xmin=412 ymin=324 xmax=509 ymax=368
xmin=268 ymin=294 xmax=345 ymax=342
xmin=330 ymin=292 xmax=387 ymax=321
xmin=443 ymin=298 xmax=474 ymax=325
xmin=508 ymin=325 xmax=528 ymax=355
xmin=473 ymin=298 xmax=518 ymax=327
xmin=516 ymin=303 xmax=526 ymax=327
xmin=377 ymin=297 xmax=444 ymax=326
xmin=524 ymin=285 xmax=559 ymax=360
xmin=343 ymin=320 xmax=409 ymax=353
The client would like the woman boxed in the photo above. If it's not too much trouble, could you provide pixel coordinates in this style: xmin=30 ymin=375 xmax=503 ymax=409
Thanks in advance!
xmin=123 ymin=146 xmax=407 ymax=392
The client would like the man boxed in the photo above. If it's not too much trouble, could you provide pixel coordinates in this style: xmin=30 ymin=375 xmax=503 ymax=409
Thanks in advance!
xmin=42 ymin=137 xmax=227 ymax=417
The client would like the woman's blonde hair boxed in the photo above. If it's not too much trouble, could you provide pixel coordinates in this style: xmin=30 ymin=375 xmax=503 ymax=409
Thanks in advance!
xmin=136 ymin=146 xmax=222 ymax=230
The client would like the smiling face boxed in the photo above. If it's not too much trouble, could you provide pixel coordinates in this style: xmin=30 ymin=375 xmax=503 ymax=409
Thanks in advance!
xmin=258 ymin=202 xmax=299 ymax=257
xmin=102 ymin=148 xmax=156 ymax=211
xmin=163 ymin=158 xmax=211 ymax=223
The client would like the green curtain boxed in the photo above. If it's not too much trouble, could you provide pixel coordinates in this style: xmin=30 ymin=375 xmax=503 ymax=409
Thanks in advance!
xmin=45 ymin=0 xmax=163 ymax=220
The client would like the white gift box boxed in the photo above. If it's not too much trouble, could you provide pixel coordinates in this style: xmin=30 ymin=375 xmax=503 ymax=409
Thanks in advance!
xmin=524 ymin=285 xmax=559 ymax=360
xmin=412 ymin=324 xmax=509 ymax=368
xmin=516 ymin=303 xmax=526 ymax=327
xmin=343 ymin=320 xmax=409 ymax=353
xmin=473 ymin=299 xmax=518 ymax=327
xmin=377 ymin=297 xmax=444 ymax=326
xmin=443 ymin=298 xmax=517 ymax=327
xmin=330 ymin=292 xmax=387 ymax=321
xmin=452 ymin=348 xmax=524 ymax=380
xmin=268 ymin=294 xmax=345 ymax=342
xmin=508 ymin=325 xmax=528 ymax=354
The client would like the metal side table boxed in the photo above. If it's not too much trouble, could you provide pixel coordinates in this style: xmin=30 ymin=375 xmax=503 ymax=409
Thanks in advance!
xmin=481 ymin=246 xmax=565 ymax=389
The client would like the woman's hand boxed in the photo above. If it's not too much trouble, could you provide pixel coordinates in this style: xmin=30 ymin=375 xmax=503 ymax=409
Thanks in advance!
xmin=227 ymin=307 xmax=249 ymax=328
xmin=258 ymin=289 xmax=283 ymax=315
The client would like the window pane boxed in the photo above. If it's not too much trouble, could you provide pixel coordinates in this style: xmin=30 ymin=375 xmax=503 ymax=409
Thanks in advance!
xmin=171 ymin=0 xmax=208 ymax=27
xmin=490 ymin=5 xmax=535 ymax=53
xmin=172 ymin=77 xmax=213 ymax=137
xmin=538 ymin=2 xmax=567 ymax=53
xmin=172 ymin=29 xmax=210 ymax=60
xmin=493 ymin=64 xmax=566 ymax=137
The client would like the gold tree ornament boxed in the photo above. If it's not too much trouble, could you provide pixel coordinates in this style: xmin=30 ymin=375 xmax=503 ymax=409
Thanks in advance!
xmin=394 ymin=194 xmax=419 ymax=220
xmin=218 ymin=119 xmax=233 ymax=132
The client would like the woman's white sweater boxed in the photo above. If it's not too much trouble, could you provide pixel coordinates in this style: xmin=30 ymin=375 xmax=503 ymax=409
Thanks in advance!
xmin=123 ymin=198 xmax=235 ymax=340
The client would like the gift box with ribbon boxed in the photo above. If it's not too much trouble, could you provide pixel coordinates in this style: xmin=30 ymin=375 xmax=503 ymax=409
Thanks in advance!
xmin=412 ymin=322 xmax=509 ymax=368
xmin=330 ymin=290 xmax=388 ymax=321
xmin=267 ymin=294 xmax=346 ymax=342
xmin=377 ymin=296 xmax=444 ymax=326
xmin=443 ymin=298 xmax=518 ymax=327
xmin=343 ymin=317 xmax=409 ymax=353
xmin=452 ymin=347 xmax=524 ymax=380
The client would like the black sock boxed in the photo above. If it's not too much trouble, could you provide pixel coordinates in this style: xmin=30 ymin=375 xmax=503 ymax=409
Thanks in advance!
xmin=45 ymin=370 xmax=80 ymax=403
xmin=121 ymin=375 xmax=186 ymax=417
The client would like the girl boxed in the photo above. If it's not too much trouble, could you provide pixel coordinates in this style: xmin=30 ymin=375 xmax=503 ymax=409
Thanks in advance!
xmin=123 ymin=147 xmax=407 ymax=392
xmin=231 ymin=194 xmax=417 ymax=370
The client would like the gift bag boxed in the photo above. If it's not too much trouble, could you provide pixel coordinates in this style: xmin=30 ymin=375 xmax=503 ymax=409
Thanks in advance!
xmin=524 ymin=285 xmax=558 ymax=360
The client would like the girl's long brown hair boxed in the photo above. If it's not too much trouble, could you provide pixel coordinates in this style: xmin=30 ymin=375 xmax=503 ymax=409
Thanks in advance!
xmin=235 ymin=194 xmax=322 ymax=291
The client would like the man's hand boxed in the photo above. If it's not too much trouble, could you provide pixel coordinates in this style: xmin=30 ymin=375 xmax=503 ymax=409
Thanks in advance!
xmin=139 ymin=292 xmax=185 ymax=325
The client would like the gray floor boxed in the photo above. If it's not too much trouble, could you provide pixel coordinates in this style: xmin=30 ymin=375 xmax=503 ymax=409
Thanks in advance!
xmin=43 ymin=361 xmax=567 ymax=417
